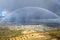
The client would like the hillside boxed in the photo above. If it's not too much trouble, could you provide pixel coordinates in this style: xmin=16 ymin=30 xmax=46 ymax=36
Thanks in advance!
xmin=0 ymin=28 xmax=60 ymax=40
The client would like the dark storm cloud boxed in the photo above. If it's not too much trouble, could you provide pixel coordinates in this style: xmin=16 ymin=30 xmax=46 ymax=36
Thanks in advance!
xmin=0 ymin=0 xmax=60 ymax=16
xmin=1 ymin=7 xmax=60 ymax=24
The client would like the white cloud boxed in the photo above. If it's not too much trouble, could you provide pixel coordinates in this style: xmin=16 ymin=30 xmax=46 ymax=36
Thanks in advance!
xmin=2 ymin=11 xmax=8 ymax=16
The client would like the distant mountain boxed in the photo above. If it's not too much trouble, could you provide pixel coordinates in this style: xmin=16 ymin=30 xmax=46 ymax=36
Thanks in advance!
xmin=1 ymin=7 xmax=60 ymax=25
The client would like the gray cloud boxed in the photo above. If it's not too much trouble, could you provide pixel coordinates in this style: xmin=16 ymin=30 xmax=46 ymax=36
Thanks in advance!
xmin=1 ymin=7 xmax=60 ymax=24
xmin=0 ymin=0 xmax=60 ymax=22
xmin=0 ymin=0 xmax=60 ymax=16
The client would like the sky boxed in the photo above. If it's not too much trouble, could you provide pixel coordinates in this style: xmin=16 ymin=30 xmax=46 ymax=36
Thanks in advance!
xmin=0 ymin=10 xmax=2 ymax=16
xmin=1 ymin=7 xmax=60 ymax=24
xmin=0 ymin=0 xmax=60 ymax=24
xmin=0 ymin=0 xmax=60 ymax=14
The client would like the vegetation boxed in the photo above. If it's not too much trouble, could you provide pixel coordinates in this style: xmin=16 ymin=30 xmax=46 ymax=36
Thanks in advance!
xmin=0 ymin=26 xmax=60 ymax=40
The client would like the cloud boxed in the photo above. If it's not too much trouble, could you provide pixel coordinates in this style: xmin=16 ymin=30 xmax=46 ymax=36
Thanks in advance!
xmin=0 ymin=0 xmax=60 ymax=16
xmin=1 ymin=7 xmax=60 ymax=24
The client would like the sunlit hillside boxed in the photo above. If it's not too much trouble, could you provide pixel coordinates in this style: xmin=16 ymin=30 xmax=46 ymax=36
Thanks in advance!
xmin=0 ymin=25 xmax=60 ymax=40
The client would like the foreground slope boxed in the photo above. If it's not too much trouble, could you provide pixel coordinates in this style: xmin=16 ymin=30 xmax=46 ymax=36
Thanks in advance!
xmin=0 ymin=28 xmax=60 ymax=40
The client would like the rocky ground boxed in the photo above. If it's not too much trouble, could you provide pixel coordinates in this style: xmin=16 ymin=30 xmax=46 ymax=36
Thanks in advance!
xmin=0 ymin=23 xmax=60 ymax=40
xmin=0 ymin=29 xmax=60 ymax=40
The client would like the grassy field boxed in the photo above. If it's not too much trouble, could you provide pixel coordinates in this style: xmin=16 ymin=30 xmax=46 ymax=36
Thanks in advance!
xmin=0 ymin=27 xmax=60 ymax=40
